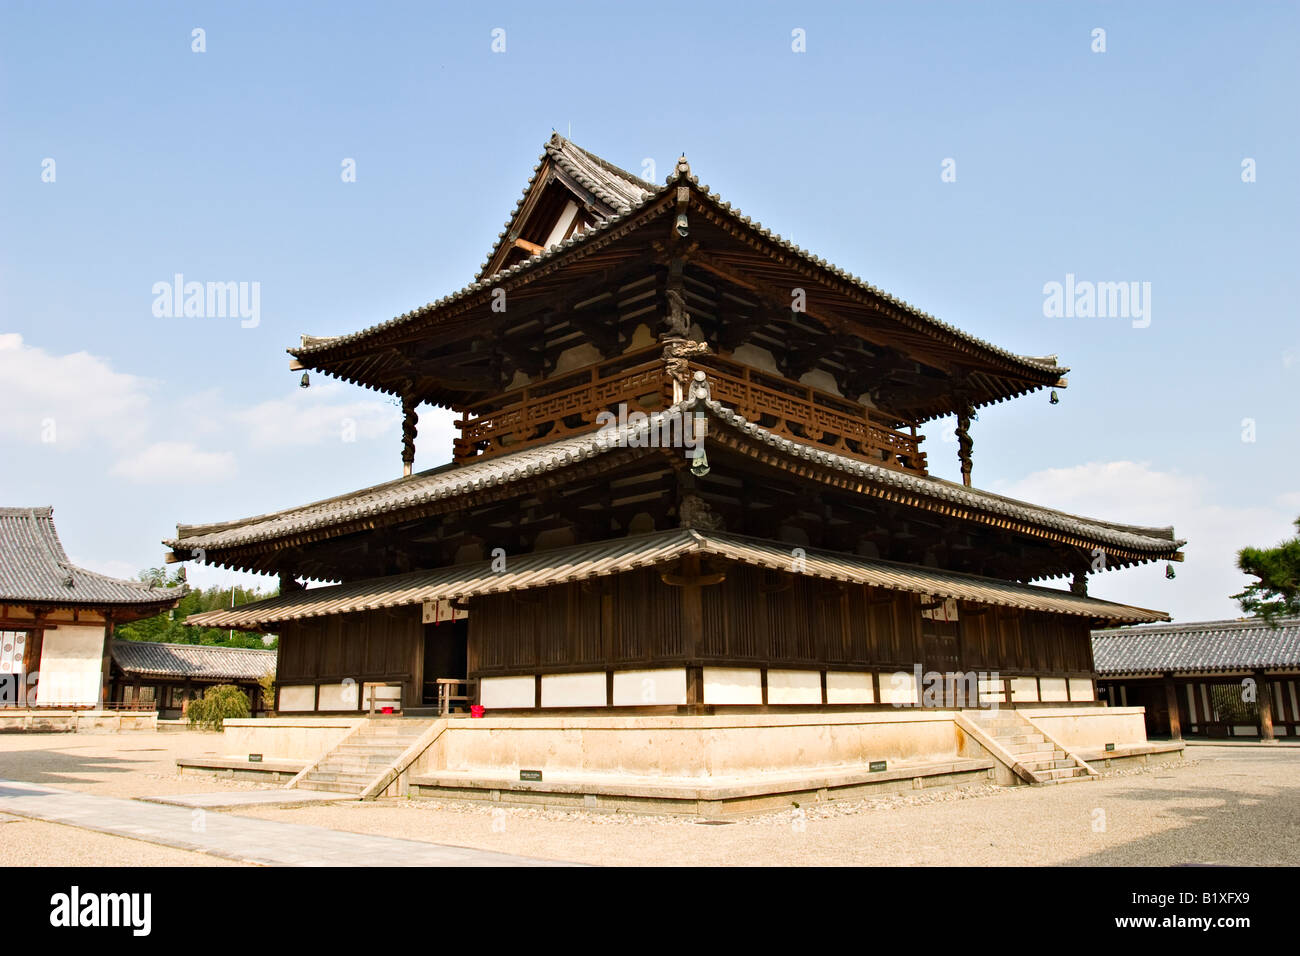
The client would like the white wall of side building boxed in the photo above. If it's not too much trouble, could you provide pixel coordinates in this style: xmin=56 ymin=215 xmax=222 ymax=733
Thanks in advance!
xmin=36 ymin=625 xmax=105 ymax=706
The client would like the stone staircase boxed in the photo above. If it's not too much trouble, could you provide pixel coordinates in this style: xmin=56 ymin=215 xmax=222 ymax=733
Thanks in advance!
xmin=291 ymin=718 xmax=440 ymax=797
xmin=962 ymin=709 xmax=1096 ymax=785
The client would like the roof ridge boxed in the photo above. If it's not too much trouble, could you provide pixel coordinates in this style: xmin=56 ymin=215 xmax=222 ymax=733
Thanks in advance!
xmin=1094 ymin=616 xmax=1300 ymax=635
xmin=546 ymin=133 xmax=653 ymax=194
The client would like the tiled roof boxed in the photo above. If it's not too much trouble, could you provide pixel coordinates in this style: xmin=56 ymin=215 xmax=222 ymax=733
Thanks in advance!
xmin=167 ymin=395 xmax=1182 ymax=565
xmin=475 ymin=133 xmax=653 ymax=280
xmin=186 ymin=528 xmax=1166 ymax=630
xmin=1092 ymin=618 xmax=1300 ymax=675
xmin=290 ymin=136 xmax=1067 ymax=394
xmin=0 ymin=507 xmax=186 ymax=608
xmin=111 ymin=639 xmax=276 ymax=681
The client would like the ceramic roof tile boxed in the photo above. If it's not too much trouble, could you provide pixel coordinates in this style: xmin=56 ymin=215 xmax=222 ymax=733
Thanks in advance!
xmin=1092 ymin=618 xmax=1300 ymax=675
xmin=111 ymin=639 xmax=276 ymax=680
xmin=1 ymin=507 xmax=185 ymax=607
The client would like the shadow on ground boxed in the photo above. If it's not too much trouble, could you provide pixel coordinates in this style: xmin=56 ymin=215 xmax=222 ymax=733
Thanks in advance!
xmin=1063 ymin=777 xmax=1300 ymax=866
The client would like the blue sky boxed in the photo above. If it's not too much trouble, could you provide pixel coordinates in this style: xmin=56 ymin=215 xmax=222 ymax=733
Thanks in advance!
xmin=2 ymin=1 xmax=1296 ymax=621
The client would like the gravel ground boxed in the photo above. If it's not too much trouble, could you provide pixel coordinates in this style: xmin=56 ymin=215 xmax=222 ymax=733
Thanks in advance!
xmin=231 ymin=747 xmax=1300 ymax=866
xmin=0 ymin=730 xmax=266 ymax=798
xmin=1 ymin=734 xmax=1296 ymax=866
xmin=0 ymin=731 xmax=261 ymax=866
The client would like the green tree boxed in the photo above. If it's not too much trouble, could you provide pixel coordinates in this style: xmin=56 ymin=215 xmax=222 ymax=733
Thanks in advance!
xmin=187 ymin=684 xmax=251 ymax=731
xmin=116 ymin=568 xmax=279 ymax=648
xmin=1234 ymin=517 xmax=1300 ymax=622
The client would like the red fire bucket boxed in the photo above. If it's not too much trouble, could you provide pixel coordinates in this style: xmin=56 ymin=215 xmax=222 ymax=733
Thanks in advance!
xmin=381 ymin=706 xmax=394 ymax=715
xmin=470 ymin=705 xmax=485 ymax=718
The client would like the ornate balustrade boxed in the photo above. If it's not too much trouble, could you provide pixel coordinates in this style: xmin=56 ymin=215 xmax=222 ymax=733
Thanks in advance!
xmin=453 ymin=345 xmax=927 ymax=476
xmin=685 ymin=353 xmax=927 ymax=475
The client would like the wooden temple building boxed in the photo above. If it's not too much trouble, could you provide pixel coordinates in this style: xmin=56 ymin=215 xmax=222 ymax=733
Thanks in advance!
xmin=176 ymin=135 xmax=1185 ymax=721
xmin=1 ymin=506 xmax=184 ymax=709
xmin=1094 ymin=618 xmax=1300 ymax=741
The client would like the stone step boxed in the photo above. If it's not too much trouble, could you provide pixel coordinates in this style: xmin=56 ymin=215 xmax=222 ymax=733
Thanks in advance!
xmin=333 ymin=745 xmax=406 ymax=758
xmin=1033 ymin=766 xmax=1087 ymax=781
xmin=314 ymin=760 xmax=392 ymax=774
xmin=303 ymin=770 xmax=376 ymax=785
xmin=1019 ymin=757 xmax=1075 ymax=771
xmin=297 ymin=779 xmax=366 ymax=794
xmin=1007 ymin=742 xmax=1056 ymax=755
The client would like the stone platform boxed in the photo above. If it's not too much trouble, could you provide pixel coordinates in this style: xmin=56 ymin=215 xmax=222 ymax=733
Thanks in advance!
xmin=175 ymin=705 xmax=1181 ymax=816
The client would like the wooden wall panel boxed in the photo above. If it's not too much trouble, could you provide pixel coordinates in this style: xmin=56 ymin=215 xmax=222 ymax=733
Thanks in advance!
xmin=462 ymin=566 xmax=1104 ymax=682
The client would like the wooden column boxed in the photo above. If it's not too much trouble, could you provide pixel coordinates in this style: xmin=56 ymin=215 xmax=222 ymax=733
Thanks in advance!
xmin=401 ymin=397 xmax=418 ymax=477
xmin=955 ymin=403 xmax=974 ymax=488
xmin=680 ymin=554 xmax=705 ymax=710
xmin=99 ymin=616 xmax=115 ymax=709
xmin=1163 ymin=674 xmax=1182 ymax=740
xmin=1256 ymin=670 xmax=1275 ymax=742
xmin=21 ymin=625 xmax=44 ymax=707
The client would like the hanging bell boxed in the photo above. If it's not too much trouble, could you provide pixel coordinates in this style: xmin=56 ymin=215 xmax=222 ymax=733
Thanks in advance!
xmin=1049 ymin=390 xmax=1059 ymax=405
xmin=300 ymin=372 xmax=310 ymax=389
xmin=1165 ymin=563 xmax=1176 ymax=580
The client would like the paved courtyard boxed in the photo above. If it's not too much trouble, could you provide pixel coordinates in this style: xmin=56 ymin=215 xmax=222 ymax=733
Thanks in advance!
xmin=0 ymin=732 xmax=1296 ymax=866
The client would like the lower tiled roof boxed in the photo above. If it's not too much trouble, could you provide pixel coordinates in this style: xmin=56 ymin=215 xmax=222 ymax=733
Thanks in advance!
xmin=184 ymin=528 xmax=1167 ymax=630
xmin=111 ymin=640 xmax=276 ymax=681
xmin=167 ymin=396 xmax=1183 ymax=567
xmin=1092 ymin=618 xmax=1300 ymax=675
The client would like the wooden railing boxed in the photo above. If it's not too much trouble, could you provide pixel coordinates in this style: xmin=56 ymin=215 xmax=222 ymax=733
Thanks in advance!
xmin=685 ymin=353 xmax=927 ymax=474
xmin=454 ymin=345 xmax=669 ymax=462
xmin=453 ymin=345 xmax=926 ymax=475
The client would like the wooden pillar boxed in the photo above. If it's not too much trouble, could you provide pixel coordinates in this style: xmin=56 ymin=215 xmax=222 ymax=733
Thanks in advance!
xmin=680 ymin=554 xmax=705 ymax=710
xmin=401 ymin=397 xmax=418 ymax=477
xmin=955 ymin=402 xmax=974 ymax=488
xmin=1163 ymin=674 xmax=1182 ymax=740
xmin=1256 ymin=670 xmax=1275 ymax=742
xmin=22 ymin=625 xmax=44 ymax=707
xmin=99 ymin=616 xmax=115 ymax=709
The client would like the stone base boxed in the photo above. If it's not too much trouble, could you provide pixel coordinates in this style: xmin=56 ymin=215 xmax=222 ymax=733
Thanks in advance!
xmin=1076 ymin=742 xmax=1186 ymax=771
xmin=407 ymin=758 xmax=996 ymax=817
xmin=189 ymin=706 xmax=1159 ymax=813
xmin=0 ymin=710 xmax=157 ymax=734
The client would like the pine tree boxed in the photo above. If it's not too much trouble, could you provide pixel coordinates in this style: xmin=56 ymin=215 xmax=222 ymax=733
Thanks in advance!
xmin=1233 ymin=517 xmax=1300 ymax=623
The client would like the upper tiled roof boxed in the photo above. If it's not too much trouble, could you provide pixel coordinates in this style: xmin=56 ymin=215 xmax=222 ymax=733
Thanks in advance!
xmin=167 ymin=395 xmax=1182 ymax=568
xmin=111 ymin=639 xmax=276 ymax=681
xmin=1092 ymin=618 xmax=1300 ymax=675
xmin=289 ymin=136 xmax=1067 ymax=397
xmin=1 ymin=507 xmax=186 ymax=608
xmin=476 ymin=133 xmax=654 ymax=279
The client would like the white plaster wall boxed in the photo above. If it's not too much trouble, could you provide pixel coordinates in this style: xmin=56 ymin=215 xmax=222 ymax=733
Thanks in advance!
xmin=543 ymin=200 xmax=580 ymax=248
xmin=480 ymin=675 xmax=536 ymax=709
xmin=1011 ymin=677 xmax=1039 ymax=702
xmin=979 ymin=678 xmax=1006 ymax=705
xmin=826 ymin=671 xmax=874 ymax=704
xmin=318 ymin=682 xmax=358 ymax=710
xmin=703 ymin=667 xmax=762 ymax=705
xmin=612 ymin=668 xmax=687 ymax=706
xmin=767 ymin=669 xmax=822 ymax=705
xmin=554 ymin=342 xmax=604 ymax=374
xmin=729 ymin=343 xmax=779 ymax=375
xmin=278 ymin=685 xmax=316 ymax=712
xmin=541 ymin=672 xmax=606 ymax=708
xmin=1068 ymin=678 xmax=1095 ymax=701
xmin=36 ymin=625 xmax=104 ymax=706
xmin=879 ymin=670 xmax=920 ymax=706
xmin=1039 ymin=677 xmax=1069 ymax=702
xmin=798 ymin=369 xmax=842 ymax=396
